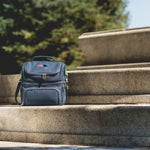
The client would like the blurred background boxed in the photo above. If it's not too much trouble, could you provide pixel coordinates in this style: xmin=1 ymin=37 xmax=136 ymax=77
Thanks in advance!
xmin=0 ymin=0 xmax=149 ymax=75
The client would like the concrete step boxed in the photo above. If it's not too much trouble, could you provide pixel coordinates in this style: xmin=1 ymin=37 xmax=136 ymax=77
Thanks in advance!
xmin=69 ymin=68 xmax=150 ymax=95
xmin=77 ymin=62 xmax=150 ymax=70
xmin=1 ymin=67 xmax=150 ymax=104
xmin=0 ymin=104 xmax=150 ymax=147
xmin=78 ymin=27 xmax=150 ymax=65
xmin=0 ymin=141 xmax=147 ymax=150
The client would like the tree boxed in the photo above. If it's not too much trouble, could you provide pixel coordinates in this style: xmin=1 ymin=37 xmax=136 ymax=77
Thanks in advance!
xmin=0 ymin=0 xmax=128 ymax=74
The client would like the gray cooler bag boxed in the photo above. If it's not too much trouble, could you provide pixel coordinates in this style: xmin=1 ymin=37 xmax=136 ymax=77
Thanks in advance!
xmin=15 ymin=56 xmax=68 ymax=106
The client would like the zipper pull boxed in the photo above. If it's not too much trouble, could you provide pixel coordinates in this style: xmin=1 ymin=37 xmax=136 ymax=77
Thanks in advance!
xmin=41 ymin=73 xmax=46 ymax=80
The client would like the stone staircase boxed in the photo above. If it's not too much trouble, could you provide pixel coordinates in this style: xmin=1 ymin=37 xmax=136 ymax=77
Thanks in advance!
xmin=1 ymin=27 xmax=150 ymax=149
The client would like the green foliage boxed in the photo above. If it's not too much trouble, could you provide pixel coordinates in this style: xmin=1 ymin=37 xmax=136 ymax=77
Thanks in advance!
xmin=0 ymin=0 xmax=128 ymax=74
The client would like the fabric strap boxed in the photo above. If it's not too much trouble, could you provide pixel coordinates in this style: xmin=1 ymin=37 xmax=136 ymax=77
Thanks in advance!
xmin=15 ymin=79 xmax=22 ymax=105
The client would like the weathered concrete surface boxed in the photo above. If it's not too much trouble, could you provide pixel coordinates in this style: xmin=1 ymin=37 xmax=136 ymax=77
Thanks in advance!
xmin=0 ymin=141 xmax=147 ymax=150
xmin=67 ymin=95 xmax=150 ymax=104
xmin=2 ymin=68 xmax=150 ymax=104
xmin=68 ymin=68 xmax=150 ymax=95
xmin=3 ymin=95 xmax=150 ymax=105
xmin=0 ymin=74 xmax=20 ymax=97
xmin=1 ymin=105 xmax=150 ymax=147
xmin=77 ymin=62 xmax=150 ymax=70
xmin=0 ymin=97 xmax=21 ymax=104
xmin=78 ymin=27 xmax=150 ymax=65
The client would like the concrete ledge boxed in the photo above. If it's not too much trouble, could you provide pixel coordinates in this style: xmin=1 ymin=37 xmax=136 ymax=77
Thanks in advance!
xmin=78 ymin=27 xmax=150 ymax=65
xmin=79 ymin=27 xmax=150 ymax=39
xmin=1 ymin=105 xmax=150 ymax=147
xmin=0 ymin=141 xmax=146 ymax=149
xmin=77 ymin=62 xmax=150 ymax=70
xmin=0 ymin=141 xmax=100 ymax=149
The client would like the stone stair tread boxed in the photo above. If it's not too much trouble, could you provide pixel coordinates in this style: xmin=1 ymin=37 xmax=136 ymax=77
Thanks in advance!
xmin=0 ymin=104 xmax=150 ymax=147
xmin=0 ymin=141 xmax=146 ymax=150
xmin=79 ymin=27 xmax=150 ymax=39
xmin=77 ymin=62 xmax=150 ymax=70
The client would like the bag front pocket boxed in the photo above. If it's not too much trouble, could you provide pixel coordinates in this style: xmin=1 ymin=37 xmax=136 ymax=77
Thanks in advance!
xmin=23 ymin=87 xmax=60 ymax=105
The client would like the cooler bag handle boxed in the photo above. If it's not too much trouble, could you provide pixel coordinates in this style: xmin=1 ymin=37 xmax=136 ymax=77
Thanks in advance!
xmin=32 ymin=56 xmax=55 ymax=62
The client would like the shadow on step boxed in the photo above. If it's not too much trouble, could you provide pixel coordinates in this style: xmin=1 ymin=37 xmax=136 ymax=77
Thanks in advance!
xmin=0 ymin=146 xmax=107 ymax=150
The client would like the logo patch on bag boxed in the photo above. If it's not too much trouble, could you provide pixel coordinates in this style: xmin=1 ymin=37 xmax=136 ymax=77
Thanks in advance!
xmin=37 ymin=64 xmax=47 ymax=67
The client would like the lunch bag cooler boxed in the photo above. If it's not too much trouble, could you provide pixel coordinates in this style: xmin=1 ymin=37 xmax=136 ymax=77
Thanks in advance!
xmin=15 ymin=56 xmax=68 ymax=106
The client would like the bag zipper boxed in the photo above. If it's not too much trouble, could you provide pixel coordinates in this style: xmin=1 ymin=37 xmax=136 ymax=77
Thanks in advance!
xmin=22 ymin=82 xmax=66 ymax=88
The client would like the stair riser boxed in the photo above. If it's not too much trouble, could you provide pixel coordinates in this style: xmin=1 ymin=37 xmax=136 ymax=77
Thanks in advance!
xmin=0 ymin=105 xmax=150 ymax=147
xmin=1 ymin=131 xmax=150 ymax=147
xmin=67 ymin=95 xmax=150 ymax=104
xmin=78 ymin=27 xmax=150 ymax=65
xmin=0 ymin=74 xmax=20 ymax=97
xmin=68 ymin=69 xmax=150 ymax=95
